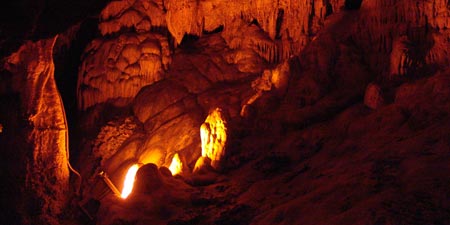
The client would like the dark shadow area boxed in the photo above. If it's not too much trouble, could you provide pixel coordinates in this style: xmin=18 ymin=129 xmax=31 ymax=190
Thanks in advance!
xmin=0 ymin=82 xmax=27 ymax=224
xmin=203 ymin=25 xmax=224 ymax=35
xmin=275 ymin=9 xmax=284 ymax=39
xmin=0 ymin=0 xmax=108 ymax=58
xmin=179 ymin=34 xmax=200 ymax=52
xmin=54 ymin=18 xmax=100 ymax=164
xmin=250 ymin=19 xmax=261 ymax=27
xmin=344 ymin=0 xmax=363 ymax=10
xmin=325 ymin=3 xmax=333 ymax=17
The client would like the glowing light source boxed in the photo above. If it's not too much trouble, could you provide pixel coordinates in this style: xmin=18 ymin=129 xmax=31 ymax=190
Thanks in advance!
xmin=200 ymin=108 xmax=227 ymax=169
xmin=121 ymin=164 xmax=140 ymax=199
xmin=169 ymin=153 xmax=183 ymax=175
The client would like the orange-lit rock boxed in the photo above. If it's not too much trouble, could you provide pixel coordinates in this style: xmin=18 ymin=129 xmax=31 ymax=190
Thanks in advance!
xmin=132 ymin=80 xmax=188 ymax=124
xmin=121 ymin=164 xmax=140 ymax=199
xmin=4 ymin=37 xmax=69 ymax=225
xmin=77 ymin=33 xmax=171 ymax=110
xmin=241 ymin=61 xmax=290 ymax=116
xmin=92 ymin=117 xmax=138 ymax=165
xmin=138 ymin=113 xmax=202 ymax=167
xmin=200 ymin=108 xmax=227 ymax=170
xmin=3 ymin=0 xmax=450 ymax=224
xmin=99 ymin=0 xmax=167 ymax=36
xmin=193 ymin=156 xmax=213 ymax=174
xmin=131 ymin=163 xmax=163 ymax=194
xmin=168 ymin=153 xmax=183 ymax=175
xmin=96 ymin=0 xmax=351 ymax=63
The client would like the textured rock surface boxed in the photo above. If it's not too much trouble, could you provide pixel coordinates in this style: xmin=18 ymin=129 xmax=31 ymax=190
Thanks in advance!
xmin=76 ymin=0 xmax=450 ymax=222
xmin=77 ymin=32 xmax=171 ymax=110
xmin=1 ymin=0 xmax=450 ymax=224
xmin=200 ymin=108 xmax=228 ymax=170
xmin=4 ymin=37 xmax=69 ymax=225
xmin=88 ymin=0 xmax=354 ymax=87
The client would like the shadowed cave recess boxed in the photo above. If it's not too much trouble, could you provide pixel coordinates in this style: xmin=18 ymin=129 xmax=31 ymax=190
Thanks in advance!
xmin=1 ymin=0 xmax=450 ymax=224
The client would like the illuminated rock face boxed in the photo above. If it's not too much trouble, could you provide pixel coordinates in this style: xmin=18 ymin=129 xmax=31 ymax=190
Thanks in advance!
xmin=200 ymin=108 xmax=227 ymax=170
xmin=78 ymin=0 xmax=357 ymax=113
xmin=97 ymin=0 xmax=348 ymax=63
xmin=121 ymin=164 xmax=140 ymax=199
xmin=168 ymin=153 xmax=183 ymax=175
xmin=77 ymin=32 xmax=171 ymax=110
xmin=4 ymin=0 xmax=450 ymax=224
xmin=4 ymin=37 xmax=69 ymax=225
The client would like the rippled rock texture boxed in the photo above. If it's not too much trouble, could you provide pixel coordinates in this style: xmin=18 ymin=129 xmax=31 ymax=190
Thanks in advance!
xmin=0 ymin=0 xmax=449 ymax=224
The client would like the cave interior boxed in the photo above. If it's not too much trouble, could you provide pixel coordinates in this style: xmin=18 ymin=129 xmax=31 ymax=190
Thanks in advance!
xmin=0 ymin=0 xmax=450 ymax=224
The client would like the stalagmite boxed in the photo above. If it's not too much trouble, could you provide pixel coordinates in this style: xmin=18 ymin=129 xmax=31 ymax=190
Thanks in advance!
xmin=168 ymin=153 xmax=183 ymax=175
xmin=121 ymin=164 xmax=140 ymax=199
xmin=200 ymin=108 xmax=227 ymax=170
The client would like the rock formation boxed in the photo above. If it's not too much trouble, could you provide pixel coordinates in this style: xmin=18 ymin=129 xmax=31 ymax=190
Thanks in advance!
xmin=200 ymin=108 xmax=228 ymax=170
xmin=4 ymin=37 xmax=69 ymax=225
xmin=77 ymin=32 xmax=171 ymax=110
xmin=0 ymin=0 xmax=449 ymax=224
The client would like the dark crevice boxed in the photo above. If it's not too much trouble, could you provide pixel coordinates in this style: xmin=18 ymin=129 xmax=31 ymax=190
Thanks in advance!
xmin=203 ymin=25 xmax=224 ymax=35
xmin=250 ymin=19 xmax=260 ymax=27
xmin=344 ymin=0 xmax=363 ymax=10
xmin=53 ymin=18 xmax=100 ymax=164
xmin=325 ymin=3 xmax=333 ymax=17
xmin=179 ymin=34 xmax=200 ymax=52
xmin=275 ymin=9 xmax=284 ymax=39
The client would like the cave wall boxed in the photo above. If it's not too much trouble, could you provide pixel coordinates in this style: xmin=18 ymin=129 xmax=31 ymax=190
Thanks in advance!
xmin=0 ymin=0 xmax=449 ymax=224
xmin=3 ymin=37 xmax=69 ymax=225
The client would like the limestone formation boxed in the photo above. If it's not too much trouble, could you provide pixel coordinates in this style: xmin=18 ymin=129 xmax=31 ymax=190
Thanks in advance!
xmin=132 ymin=80 xmax=188 ymax=124
xmin=77 ymin=32 xmax=171 ymax=110
xmin=241 ymin=60 xmax=290 ymax=116
xmin=200 ymin=108 xmax=227 ymax=170
xmin=4 ymin=37 xmax=69 ymax=225
xmin=355 ymin=0 xmax=450 ymax=78
xmin=168 ymin=153 xmax=183 ymax=175
xmin=92 ymin=117 xmax=139 ymax=165
xmin=3 ymin=0 xmax=450 ymax=224
xmin=97 ymin=0 xmax=350 ymax=63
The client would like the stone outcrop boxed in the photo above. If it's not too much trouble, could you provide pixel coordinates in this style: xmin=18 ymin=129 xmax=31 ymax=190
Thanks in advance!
xmin=77 ymin=32 xmax=171 ymax=110
xmin=3 ymin=0 xmax=449 ymax=224
xmin=97 ymin=0 xmax=349 ymax=62
xmin=200 ymin=108 xmax=228 ymax=170
xmin=4 ymin=37 xmax=69 ymax=225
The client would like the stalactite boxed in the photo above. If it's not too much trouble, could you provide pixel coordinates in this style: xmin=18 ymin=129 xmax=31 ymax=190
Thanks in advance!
xmin=78 ymin=33 xmax=170 ymax=110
